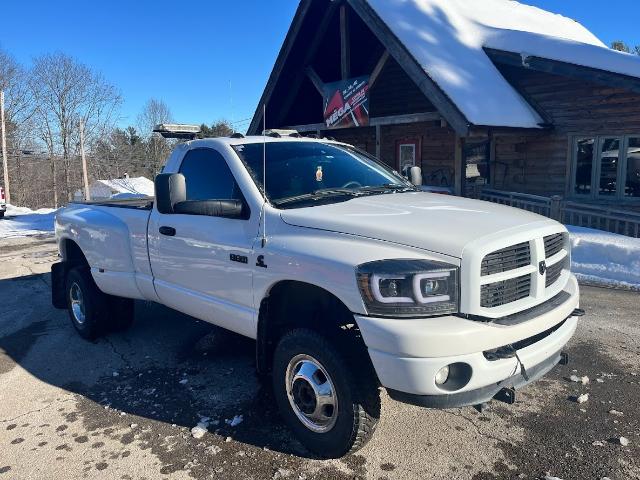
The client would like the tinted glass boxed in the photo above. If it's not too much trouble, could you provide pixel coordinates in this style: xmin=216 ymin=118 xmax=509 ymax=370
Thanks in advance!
xmin=464 ymin=140 xmax=490 ymax=194
xmin=625 ymin=137 xmax=640 ymax=198
xmin=232 ymin=142 xmax=404 ymax=203
xmin=598 ymin=138 xmax=620 ymax=196
xmin=574 ymin=138 xmax=594 ymax=195
xmin=179 ymin=148 xmax=241 ymax=201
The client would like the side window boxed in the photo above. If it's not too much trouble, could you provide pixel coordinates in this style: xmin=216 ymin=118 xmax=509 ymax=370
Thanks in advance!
xmin=179 ymin=148 xmax=242 ymax=201
xmin=571 ymin=135 xmax=639 ymax=200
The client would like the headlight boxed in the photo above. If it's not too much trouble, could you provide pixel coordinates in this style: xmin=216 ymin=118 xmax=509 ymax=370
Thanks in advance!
xmin=356 ymin=259 xmax=459 ymax=317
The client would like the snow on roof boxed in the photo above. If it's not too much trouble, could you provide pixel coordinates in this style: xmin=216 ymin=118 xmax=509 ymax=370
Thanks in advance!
xmin=367 ymin=0 xmax=640 ymax=128
xmin=96 ymin=177 xmax=154 ymax=196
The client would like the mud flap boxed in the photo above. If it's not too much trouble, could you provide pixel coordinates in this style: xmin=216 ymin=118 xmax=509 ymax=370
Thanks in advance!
xmin=51 ymin=262 xmax=68 ymax=309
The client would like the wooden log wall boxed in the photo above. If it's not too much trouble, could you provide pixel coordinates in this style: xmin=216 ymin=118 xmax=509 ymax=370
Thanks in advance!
xmin=492 ymin=64 xmax=640 ymax=205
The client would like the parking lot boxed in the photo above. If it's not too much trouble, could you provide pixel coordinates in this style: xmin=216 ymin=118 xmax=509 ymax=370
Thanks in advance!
xmin=1 ymin=236 xmax=638 ymax=480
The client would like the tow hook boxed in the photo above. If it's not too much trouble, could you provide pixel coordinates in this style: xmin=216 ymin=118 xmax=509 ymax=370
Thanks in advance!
xmin=572 ymin=308 xmax=586 ymax=317
xmin=559 ymin=352 xmax=570 ymax=365
xmin=494 ymin=387 xmax=516 ymax=405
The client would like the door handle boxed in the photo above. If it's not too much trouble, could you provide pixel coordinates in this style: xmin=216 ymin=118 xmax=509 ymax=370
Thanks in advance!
xmin=159 ymin=226 xmax=176 ymax=236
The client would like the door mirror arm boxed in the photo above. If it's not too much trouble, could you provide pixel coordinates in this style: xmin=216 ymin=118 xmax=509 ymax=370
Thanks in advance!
xmin=173 ymin=199 xmax=248 ymax=219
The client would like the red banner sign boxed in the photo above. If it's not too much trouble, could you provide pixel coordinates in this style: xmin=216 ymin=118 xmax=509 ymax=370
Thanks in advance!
xmin=323 ymin=76 xmax=370 ymax=129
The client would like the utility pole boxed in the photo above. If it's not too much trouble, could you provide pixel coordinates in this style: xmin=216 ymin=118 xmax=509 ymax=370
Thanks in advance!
xmin=79 ymin=120 xmax=91 ymax=201
xmin=1 ymin=90 xmax=10 ymax=204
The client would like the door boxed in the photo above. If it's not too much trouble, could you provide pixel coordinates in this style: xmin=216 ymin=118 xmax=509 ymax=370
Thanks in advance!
xmin=148 ymin=147 xmax=259 ymax=338
xmin=395 ymin=138 xmax=421 ymax=176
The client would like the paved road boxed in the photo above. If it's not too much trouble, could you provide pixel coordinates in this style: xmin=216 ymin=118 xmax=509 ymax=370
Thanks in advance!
xmin=0 ymin=236 xmax=638 ymax=480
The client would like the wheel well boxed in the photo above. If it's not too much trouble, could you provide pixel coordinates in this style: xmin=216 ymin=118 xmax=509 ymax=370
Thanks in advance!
xmin=62 ymin=239 xmax=89 ymax=268
xmin=256 ymin=281 xmax=372 ymax=376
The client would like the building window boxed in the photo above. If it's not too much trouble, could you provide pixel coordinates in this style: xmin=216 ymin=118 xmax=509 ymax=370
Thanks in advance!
xmin=463 ymin=139 xmax=491 ymax=194
xmin=625 ymin=137 xmax=640 ymax=198
xmin=395 ymin=138 xmax=421 ymax=176
xmin=572 ymin=135 xmax=640 ymax=200
xmin=574 ymin=138 xmax=594 ymax=195
xmin=398 ymin=144 xmax=416 ymax=173
xmin=598 ymin=138 xmax=620 ymax=196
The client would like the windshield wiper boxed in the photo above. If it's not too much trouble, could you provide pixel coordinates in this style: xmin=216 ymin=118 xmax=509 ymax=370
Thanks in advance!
xmin=273 ymin=188 xmax=363 ymax=207
xmin=356 ymin=183 xmax=418 ymax=194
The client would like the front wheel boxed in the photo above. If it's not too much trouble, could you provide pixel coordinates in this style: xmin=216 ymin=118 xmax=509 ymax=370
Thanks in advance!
xmin=272 ymin=329 xmax=380 ymax=458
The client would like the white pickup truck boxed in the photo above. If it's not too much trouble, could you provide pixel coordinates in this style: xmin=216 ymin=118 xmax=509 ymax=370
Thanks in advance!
xmin=52 ymin=131 xmax=581 ymax=458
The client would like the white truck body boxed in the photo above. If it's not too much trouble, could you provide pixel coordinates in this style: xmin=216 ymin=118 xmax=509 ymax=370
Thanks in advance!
xmin=53 ymin=135 xmax=580 ymax=456
xmin=0 ymin=186 xmax=6 ymax=218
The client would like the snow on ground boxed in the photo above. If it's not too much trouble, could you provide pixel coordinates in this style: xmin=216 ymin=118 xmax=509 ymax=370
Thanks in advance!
xmin=0 ymin=204 xmax=57 ymax=239
xmin=568 ymin=225 xmax=640 ymax=290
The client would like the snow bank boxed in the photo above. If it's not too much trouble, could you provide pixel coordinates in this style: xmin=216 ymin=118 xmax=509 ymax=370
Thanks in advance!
xmin=0 ymin=204 xmax=57 ymax=239
xmin=568 ymin=226 xmax=640 ymax=290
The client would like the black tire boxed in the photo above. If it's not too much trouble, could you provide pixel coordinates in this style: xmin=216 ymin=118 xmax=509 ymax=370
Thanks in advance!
xmin=65 ymin=266 xmax=109 ymax=340
xmin=272 ymin=329 xmax=380 ymax=458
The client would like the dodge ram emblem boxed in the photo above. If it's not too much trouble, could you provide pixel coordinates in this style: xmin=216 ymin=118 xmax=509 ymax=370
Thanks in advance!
xmin=539 ymin=260 xmax=547 ymax=275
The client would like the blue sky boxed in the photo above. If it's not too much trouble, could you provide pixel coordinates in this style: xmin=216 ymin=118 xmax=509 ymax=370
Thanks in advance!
xmin=1 ymin=0 xmax=638 ymax=132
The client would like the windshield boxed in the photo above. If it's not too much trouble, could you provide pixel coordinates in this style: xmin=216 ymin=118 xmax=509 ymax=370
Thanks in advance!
xmin=232 ymin=141 xmax=412 ymax=208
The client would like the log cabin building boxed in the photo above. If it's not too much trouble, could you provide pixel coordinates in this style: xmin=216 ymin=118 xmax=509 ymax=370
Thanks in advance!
xmin=248 ymin=0 xmax=640 ymax=212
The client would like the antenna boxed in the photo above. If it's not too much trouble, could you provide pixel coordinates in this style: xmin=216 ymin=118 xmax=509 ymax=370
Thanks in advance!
xmin=261 ymin=104 xmax=267 ymax=248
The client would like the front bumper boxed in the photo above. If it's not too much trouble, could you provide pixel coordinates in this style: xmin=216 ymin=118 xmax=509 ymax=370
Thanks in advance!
xmin=354 ymin=274 xmax=580 ymax=407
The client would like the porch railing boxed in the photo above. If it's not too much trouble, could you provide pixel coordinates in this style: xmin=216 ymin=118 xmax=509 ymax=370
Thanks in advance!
xmin=477 ymin=188 xmax=640 ymax=238
xmin=477 ymin=189 xmax=553 ymax=217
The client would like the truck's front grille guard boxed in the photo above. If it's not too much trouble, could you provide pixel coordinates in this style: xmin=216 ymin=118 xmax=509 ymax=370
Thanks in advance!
xmin=477 ymin=233 xmax=569 ymax=311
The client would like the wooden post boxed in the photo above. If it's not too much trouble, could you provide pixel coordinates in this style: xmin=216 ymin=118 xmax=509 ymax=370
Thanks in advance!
xmin=0 ymin=90 xmax=10 ymax=204
xmin=340 ymin=4 xmax=350 ymax=80
xmin=550 ymin=195 xmax=563 ymax=221
xmin=369 ymin=51 xmax=389 ymax=89
xmin=454 ymin=136 xmax=464 ymax=196
xmin=79 ymin=120 xmax=91 ymax=201
xmin=305 ymin=66 xmax=325 ymax=95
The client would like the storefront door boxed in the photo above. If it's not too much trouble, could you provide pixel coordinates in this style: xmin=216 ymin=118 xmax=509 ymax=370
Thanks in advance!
xmin=396 ymin=138 xmax=421 ymax=175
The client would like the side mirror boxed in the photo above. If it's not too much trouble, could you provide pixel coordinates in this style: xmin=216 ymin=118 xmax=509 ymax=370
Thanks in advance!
xmin=173 ymin=200 xmax=246 ymax=219
xmin=155 ymin=173 xmax=186 ymax=214
xmin=409 ymin=166 xmax=423 ymax=186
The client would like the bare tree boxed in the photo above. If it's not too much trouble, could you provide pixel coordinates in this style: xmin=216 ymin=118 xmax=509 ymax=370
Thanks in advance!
xmin=611 ymin=41 xmax=640 ymax=55
xmin=137 ymin=98 xmax=174 ymax=177
xmin=29 ymin=53 xmax=121 ymax=204
xmin=137 ymin=98 xmax=173 ymax=135
xmin=0 ymin=48 xmax=37 ymax=205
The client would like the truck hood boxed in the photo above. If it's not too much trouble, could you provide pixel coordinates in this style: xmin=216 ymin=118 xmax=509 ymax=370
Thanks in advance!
xmin=279 ymin=192 xmax=553 ymax=258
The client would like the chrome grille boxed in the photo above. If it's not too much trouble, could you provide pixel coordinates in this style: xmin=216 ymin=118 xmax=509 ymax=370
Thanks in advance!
xmin=544 ymin=233 xmax=565 ymax=258
xmin=481 ymin=274 xmax=531 ymax=308
xmin=545 ymin=258 xmax=567 ymax=288
xmin=481 ymin=241 xmax=531 ymax=276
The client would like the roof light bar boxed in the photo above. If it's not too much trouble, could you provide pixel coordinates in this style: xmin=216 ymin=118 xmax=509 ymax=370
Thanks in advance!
xmin=263 ymin=129 xmax=300 ymax=138
xmin=153 ymin=124 xmax=201 ymax=140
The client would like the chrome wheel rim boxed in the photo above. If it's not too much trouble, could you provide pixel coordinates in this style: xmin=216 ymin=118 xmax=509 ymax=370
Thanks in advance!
xmin=69 ymin=282 xmax=86 ymax=325
xmin=285 ymin=354 xmax=338 ymax=433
